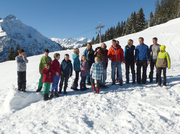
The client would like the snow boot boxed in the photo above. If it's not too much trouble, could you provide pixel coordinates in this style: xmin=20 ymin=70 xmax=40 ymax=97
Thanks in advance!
xmin=36 ymin=87 xmax=42 ymax=92
xmin=64 ymin=87 xmax=67 ymax=94
xmin=54 ymin=92 xmax=59 ymax=97
xmin=49 ymin=93 xmax=54 ymax=99
xmin=44 ymin=94 xmax=49 ymax=101
xmin=58 ymin=86 xmax=62 ymax=94
xmin=96 ymin=88 xmax=100 ymax=94
xmin=71 ymin=83 xmax=79 ymax=91
xmin=92 ymin=86 xmax=96 ymax=93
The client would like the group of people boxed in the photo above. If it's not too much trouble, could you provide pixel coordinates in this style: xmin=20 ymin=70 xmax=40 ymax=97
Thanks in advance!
xmin=15 ymin=37 xmax=171 ymax=101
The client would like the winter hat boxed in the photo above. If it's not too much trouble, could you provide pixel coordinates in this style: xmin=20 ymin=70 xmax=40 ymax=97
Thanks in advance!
xmin=160 ymin=45 xmax=166 ymax=51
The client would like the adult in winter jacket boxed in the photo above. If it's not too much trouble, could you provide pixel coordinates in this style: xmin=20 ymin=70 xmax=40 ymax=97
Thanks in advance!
xmin=50 ymin=53 xmax=61 ymax=99
xmin=107 ymin=39 xmax=124 ymax=85
xmin=156 ymin=45 xmax=171 ymax=86
xmin=15 ymin=49 xmax=28 ymax=92
xmin=59 ymin=54 xmax=73 ymax=94
xmin=124 ymin=39 xmax=135 ymax=84
xmin=149 ymin=37 xmax=161 ymax=83
xmin=41 ymin=63 xmax=53 ymax=101
xmin=71 ymin=48 xmax=81 ymax=91
xmin=90 ymin=57 xmax=103 ymax=94
xmin=83 ymin=43 xmax=95 ymax=85
xmin=36 ymin=49 xmax=52 ymax=92
xmin=135 ymin=37 xmax=150 ymax=84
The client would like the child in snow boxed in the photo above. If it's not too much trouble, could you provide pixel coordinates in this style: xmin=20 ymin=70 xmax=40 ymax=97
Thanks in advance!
xmin=80 ymin=55 xmax=89 ymax=91
xmin=41 ymin=63 xmax=53 ymax=101
xmin=59 ymin=54 xmax=73 ymax=94
xmin=156 ymin=45 xmax=171 ymax=86
xmin=15 ymin=49 xmax=28 ymax=92
xmin=37 ymin=49 xmax=52 ymax=92
xmin=71 ymin=48 xmax=81 ymax=91
xmin=90 ymin=57 xmax=103 ymax=94
xmin=50 ymin=53 xmax=61 ymax=99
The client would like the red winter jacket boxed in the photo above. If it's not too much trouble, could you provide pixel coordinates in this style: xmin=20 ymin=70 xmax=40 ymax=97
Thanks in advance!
xmin=51 ymin=59 xmax=61 ymax=76
xmin=41 ymin=68 xmax=53 ymax=83
xmin=107 ymin=45 xmax=124 ymax=62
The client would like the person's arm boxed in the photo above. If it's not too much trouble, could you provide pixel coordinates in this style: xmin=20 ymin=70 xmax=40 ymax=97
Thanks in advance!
xmin=107 ymin=49 xmax=111 ymax=59
xmin=135 ymin=47 xmax=139 ymax=62
xmin=50 ymin=61 xmax=56 ymax=75
xmin=41 ymin=68 xmax=46 ymax=74
xmin=156 ymin=53 xmax=159 ymax=67
xmin=121 ymin=49 xmax=125 ymax=63
xmin=69 ymin=62 xmax=73 ymax=77
xmin=166 ymin=52 xmax=171 ymax=69
xmin=22 ymin=56 xmax=28 ymax=63
xmin=39 ymin=57 xmax=43 ymax=74
xmin=90 ymin=64 xmax=93 ymax=75
xmin=147 ymin=46 xmax=150 ymax=61
xmin=124 ymin=47 xmax=126 ymax=62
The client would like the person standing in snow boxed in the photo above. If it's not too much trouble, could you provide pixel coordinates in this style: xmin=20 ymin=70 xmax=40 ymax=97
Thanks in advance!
xmin=149 ymin=37 xmax=161 ymax=83
xmin=116 ymin=40 xmax=121 ymax=83
xmin=41 ymin=63 xmax=53 ymax=101
xmin=124 ymin=39 xmax=136 ymax=84
xmin=50 ymin=53 xmax=61 ymax=98
xmin=59 ymin=54 xmax=73 ymax=94
xmin=156 ymin=45 xmax=171 ymax=86
xmin=83 ymin=43 xmax=95 ymax=85
xmin=36 ymin=49 xmax=52 ymax=92
xmin=15 ymin=49 xmax=28 ymax=92
xmin=135 ymin=37 xmax=150 ymax=84
xmin=90 ymin=57 xmax=103 ymax=94
xmin=71 ymin=48 xmax=81 ymax=91
xmin=107 ymin=39 xmax=124 ymax=86
xmin=80 ymin=55 xmax=89 ymax=91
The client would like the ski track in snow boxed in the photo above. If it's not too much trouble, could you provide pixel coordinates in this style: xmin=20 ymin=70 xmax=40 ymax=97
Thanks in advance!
xmin=0 ymin=18 xmax=180 ymax=134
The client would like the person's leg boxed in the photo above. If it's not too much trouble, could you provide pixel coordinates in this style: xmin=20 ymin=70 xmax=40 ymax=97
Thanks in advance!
xmin=37 ymin=74 xmax=44 ymax=91
xmin=142 ymin=61 xmax=147 ymax=84
xmin=117 ymin=61 xmax=123 ymax=85
xmin=22 ymin=72 xmax=26 ymax=92
xmin=163 ymin=68 xmax=166 ymax=85
xmin=149 ymin=60 xmax=154 ymax=82
xmin=80 ymin=76 xmax=84 ymax=90
xmin=43 ymin=83 xmax=51 ymax=100
xmin=91 ymin=78 xmax=96 ymax=92
xmin=157 ymin=68 xmax=162 ymax=85
xmin=64 ymin=75 xmax=69 ymax=93
xmin=137 ymin=61 xmax=141 ymax=84
xmin=116 ymin=68 xmax=119 ymax=82
xmin=111 ymin=61 xmax=116 ymax=84
xmin=130 ymin=61 xmax=135 ymax=83
xmin=17 ymin=71 xmax=22 ymax=91
xmin=54 ymin=75 xmax=60 ymax=93
xmin=125 ymin=62 xmax=130 ymax=83
xmin=86 ymin=70 xmax=90 ymax=84
xmin=102 ymin=69 xmax=107 ymax=85
xmin=96 ymin=80 xmax=100 ymax=94
xmin=59 ymin=75 xmax=64 ymax=93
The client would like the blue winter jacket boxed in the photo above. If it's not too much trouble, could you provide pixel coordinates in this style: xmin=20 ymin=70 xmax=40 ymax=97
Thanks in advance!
xmin=135 ymin=44 xmax=150 ymax=61
xmin=60 ymin=59 xmax=73 ymax=76
xmin=72 ymin=54 xmax=80 ymax=71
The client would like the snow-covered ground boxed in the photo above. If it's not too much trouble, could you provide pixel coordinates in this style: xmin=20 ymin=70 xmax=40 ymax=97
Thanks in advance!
xmin=0 ymin=18 xmax=180 ymax=133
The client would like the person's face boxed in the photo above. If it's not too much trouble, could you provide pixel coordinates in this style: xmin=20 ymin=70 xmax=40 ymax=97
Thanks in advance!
xmin=44 ymin=52 xmax=49 ymax=57
xmin=153 ymin=39 xmax=157 ymax=45
xmin=19 ymin=52 xmax=25 ymax=57
xmin=82 ymin=56 xmax=85 ymax=61
xmin=65 ymin=56 xmax=69 ymax=61
xmin=87 ymin=45 xmax=91 ymax=49
xmin=116 ymin=41 xmax=119 ymax=45
xmin=101 ymin=45 xmax=106 ymax=50
xmin=45 ymin=65 xmax=50 ymax=70
xmin=139 ymin=39 xmax=144 ymax=44
xmin=112 ymin=41 xmax=116 ymax=46
xmin=56 ymin=55 xmax=60 ymax=60
xmin=97 ymin=48 xmax=100 ymax=53
xmin=130 ymin=41 xmax=133 ymax=46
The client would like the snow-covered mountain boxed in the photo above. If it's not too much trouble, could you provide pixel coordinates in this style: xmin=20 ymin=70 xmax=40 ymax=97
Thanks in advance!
xmin=0 ymin=14 xmax=62 ymax=62
xmin=0 ymin=18 xmax=180 ymax=133
xmin=51 ymin=37 xmax=91 ymax=49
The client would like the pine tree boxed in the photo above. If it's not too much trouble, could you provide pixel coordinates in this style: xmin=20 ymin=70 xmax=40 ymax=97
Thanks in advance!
xmin=14 ymin=44 xmax=20 ymax=57
xmin=91 ymin=37 xmax=95 ymax=44
xmin=7 ymin=45 xmax=15 ymax=60
xmin=136 ymin=8 xmax=146 ymax=32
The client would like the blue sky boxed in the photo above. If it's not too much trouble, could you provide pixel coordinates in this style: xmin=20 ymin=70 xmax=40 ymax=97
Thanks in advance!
xmin=0 ymin=0 xmax=157 ymax=40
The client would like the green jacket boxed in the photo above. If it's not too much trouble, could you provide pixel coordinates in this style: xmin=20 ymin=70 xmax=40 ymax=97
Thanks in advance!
xmin=39 ymin=56 xmax=52 ymax=73
xmin=156 ymin=51 xmax=171 ymax=69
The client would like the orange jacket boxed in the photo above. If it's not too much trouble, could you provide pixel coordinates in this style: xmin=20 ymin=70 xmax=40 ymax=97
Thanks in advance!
xmin=107 ymin=45 xmax=124 ymax=62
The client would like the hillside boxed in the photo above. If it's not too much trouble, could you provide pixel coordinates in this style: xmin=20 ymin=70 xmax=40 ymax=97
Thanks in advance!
xmin=0 ymin=18 xmax=180 ymax=133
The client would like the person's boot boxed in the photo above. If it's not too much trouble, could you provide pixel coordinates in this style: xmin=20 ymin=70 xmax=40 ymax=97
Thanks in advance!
xmin=58 ymin=86 xmax=62 ymax=94
xmin=71 ymin=83 xmax=79 ymax=91
xmin=36 ymin=87 xmax=42 ymax=92
xmin=44 ymin=94 xmax=49 ymax=101
xmin=126 ymin=76 xmax=129 ymax=84
xmin=96 ymin=88 xmax=100 ymax=94
xmin=92 ymin=86 xmax=96 ymax=93
xmin=54 ymin=92 xmax=59 ymax=97
xmin=132 ymin=75 xmax=135 ymax=84
xmin=64 ymin=87 xmax=67 ymax=94
xmin=49 ymin=93 xmax=54 ymax=99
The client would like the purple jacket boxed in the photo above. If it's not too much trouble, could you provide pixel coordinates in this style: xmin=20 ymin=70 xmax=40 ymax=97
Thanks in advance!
xmin=101 ymin=56 xmax=108 ymax=69
xmin=80 ymin=61 xmax=89 ymax=76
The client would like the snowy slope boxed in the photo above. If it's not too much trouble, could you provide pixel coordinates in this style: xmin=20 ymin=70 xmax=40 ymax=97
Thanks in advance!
xmin=0 ymin=18 xmax=180 ymax=133
xmin=51 ymin=37 xmax=91 ymax=49
xmin=0 ymin=15 xmax=62 ymax=62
